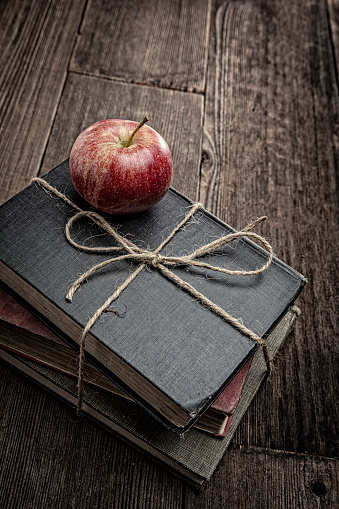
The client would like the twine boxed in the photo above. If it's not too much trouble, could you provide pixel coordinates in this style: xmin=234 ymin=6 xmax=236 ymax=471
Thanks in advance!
xmin=31 ymin=177 xmax=274 ymax=416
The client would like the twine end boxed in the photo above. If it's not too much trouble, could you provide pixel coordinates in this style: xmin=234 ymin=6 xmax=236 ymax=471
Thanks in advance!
xmin=243 ymin=215 xmax=268 ymax=233
xmin=66 ymin=290 xmax=74 ymax=302
xmin=75 ymin=405 xmax=83 ymax=419
xmin=262 ymin=343 xmax=273 ymax=374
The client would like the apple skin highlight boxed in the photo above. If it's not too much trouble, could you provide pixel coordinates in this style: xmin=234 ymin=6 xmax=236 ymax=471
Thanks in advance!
xmin=69 ymin=119 xmax=173 ymax=215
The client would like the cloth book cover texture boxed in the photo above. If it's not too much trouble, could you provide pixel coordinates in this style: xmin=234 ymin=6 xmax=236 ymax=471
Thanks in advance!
xmin=0 ymin=160 xmax=306 ymax=432
xmin=0 ymin=306 xmax=300 ymax=488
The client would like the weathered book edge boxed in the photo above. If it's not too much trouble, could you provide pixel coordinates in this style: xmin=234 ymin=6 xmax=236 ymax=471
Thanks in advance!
xmin=0 ymin=306 xmax=300 ymax=488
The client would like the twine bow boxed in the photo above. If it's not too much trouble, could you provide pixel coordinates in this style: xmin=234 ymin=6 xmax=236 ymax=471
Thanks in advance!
xmin=32 ymin=177 xmax=274 ymax=416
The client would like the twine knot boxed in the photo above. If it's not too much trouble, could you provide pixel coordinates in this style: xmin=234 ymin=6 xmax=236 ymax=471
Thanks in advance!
xmin=143 ymin=253 xmax=162 ymax=268
xmin=31 ymin=176 xmax=275 ymax=416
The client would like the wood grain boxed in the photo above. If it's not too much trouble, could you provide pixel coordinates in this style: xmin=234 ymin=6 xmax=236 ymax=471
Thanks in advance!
xmin=41 ymin=73 xmax=204 ymax=199
xmin=70 ymin=0 xmax=211 ymax=93
xmin=185 ymin=445 xmax=339 ymax=508
xmin=0 ymin=0 xmax=338 ymax=505
xmin=201 ymin=0 xmax=339 ymax=458
xmin=327 ymin=0 xmax=339 ymax=73
xmin=0 ymin=363 xmax=184 ymax=509
xmin=0 ymin=0 xmax=86 ymax=204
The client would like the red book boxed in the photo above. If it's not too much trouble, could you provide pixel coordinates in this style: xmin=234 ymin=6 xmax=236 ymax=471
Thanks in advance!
xmin=0 ymin=286 xmax=251 ymax=436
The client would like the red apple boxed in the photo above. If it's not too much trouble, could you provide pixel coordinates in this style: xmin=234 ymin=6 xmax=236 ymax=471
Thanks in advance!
xmin=69 ymin=117 xmax=173 ymax=215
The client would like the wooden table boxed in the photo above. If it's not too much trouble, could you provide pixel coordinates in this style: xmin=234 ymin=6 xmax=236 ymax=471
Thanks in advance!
xmin=1 ymin=1 xmax=338 ymax=507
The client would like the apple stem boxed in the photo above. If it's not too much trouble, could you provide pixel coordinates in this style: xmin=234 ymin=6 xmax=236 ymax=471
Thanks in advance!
xmin=124 ymin=116 xmax=150 ymax=148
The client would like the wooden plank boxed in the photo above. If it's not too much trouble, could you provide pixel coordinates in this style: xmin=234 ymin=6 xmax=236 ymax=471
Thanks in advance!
xmin=0 ymin=363 xmax=184 ymax=509
xmin=0 ymin=0 xmax=337 ymax=505
xmin=0 ymin=0 xmax=86 ymax=205
xmin=201 ymin=0 xmax=339 ymax=458
xmin=327 ymin=0 xmax=339 ymax=73
xmin=185 ymin=445 xmax=339 ymax=508
xmin=70 ymin=0 xmax=211 ymax=93
xmin=41 ymin=73 xmax=204 ymax=199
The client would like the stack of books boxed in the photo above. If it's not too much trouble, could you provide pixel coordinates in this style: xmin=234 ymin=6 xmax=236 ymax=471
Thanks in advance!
xmin=0 ymin=160 xmax=306 ymax=488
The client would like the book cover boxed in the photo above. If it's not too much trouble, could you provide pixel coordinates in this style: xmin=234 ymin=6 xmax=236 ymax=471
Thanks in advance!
xmin=0 ymin=306 xmax=301 ymax=488
xmin=0 ymin=286 xmax=247 ymax=435
xmin=0 ymin=160 xmax=306 ymax=432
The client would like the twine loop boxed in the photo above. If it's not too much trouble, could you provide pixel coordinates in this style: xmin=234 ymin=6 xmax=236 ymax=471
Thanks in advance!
xmin=31 ymin=177 xmax=274 ymax=416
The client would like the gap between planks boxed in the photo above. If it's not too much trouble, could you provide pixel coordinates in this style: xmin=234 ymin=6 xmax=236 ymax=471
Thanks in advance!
xmin=230 ymin=443 xmax=339 ymax=462
xmin=68 ymin=69 xmax=206 ymax=96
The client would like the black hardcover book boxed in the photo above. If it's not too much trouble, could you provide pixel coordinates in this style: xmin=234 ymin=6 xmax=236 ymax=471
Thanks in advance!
xmin=0 ymin=160 xmax=306 ymax=432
